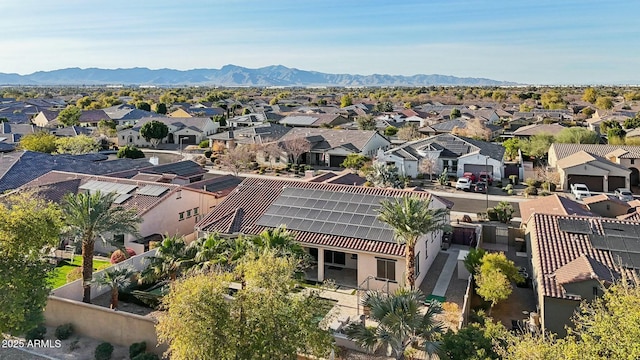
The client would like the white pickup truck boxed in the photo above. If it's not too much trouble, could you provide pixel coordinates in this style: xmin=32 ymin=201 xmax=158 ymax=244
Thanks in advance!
xmin=570 ymin=183 xmax=591 ymax=200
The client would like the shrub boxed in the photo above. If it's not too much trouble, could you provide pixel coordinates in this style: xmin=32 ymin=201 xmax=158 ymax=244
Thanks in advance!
xmin=129 ymin=341 xmax=147 ymax=359
xmin=55 ymin=323 xmax=74 ymax=340
xmin=525 ymin=178 xmax=536 ymax=187
xmin=109 ymin=248 xmax=136 ymax=264
xmin=507 ymin=189 xmax=514 ymax=195
xmin=502 ymin=183 xmax=513 ymax=192
xmin=540 ymin=190 xmax=552 ymax=196
xmin=66 ymin=267 xmax=83 ymax=283
xmin=95 ymin=342 xmax=114 ymax=360
xmin=116 ymin=145 xmax=145 ymax=159
xmin=524 ymin=186 xmax=538 ymax=196
xmin=203 ymin=150 xmax=212 ymax=158
xmin=198 ymin=140 xmax=209 ymax=148
xmin=25 ymin=324 xmax=46 ymax=341
xmin=542 ymin=182 xmax=557 ymax=192
xmin=486 ymin=208 xmax=498 ymax=221
xmin=132 ymin=353 xmax=160 ymax=360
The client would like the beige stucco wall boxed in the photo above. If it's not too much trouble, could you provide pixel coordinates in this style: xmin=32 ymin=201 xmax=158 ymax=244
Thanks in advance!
xmin=542 ymin=297 xmax=580 ymax=337
xmin=586 ymin=201 xmax=630 ymax=217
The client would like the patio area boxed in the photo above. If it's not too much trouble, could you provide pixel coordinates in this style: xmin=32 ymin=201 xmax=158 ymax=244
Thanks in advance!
xmin=304 ymin=265 xmax=358 ymax=289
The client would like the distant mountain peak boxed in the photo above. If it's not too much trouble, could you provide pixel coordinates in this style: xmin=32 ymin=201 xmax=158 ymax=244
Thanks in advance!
xmin=0 ymin=65 xmax=517 ymax=86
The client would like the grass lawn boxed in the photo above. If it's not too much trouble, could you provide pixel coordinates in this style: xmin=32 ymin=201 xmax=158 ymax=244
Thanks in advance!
xmin=49 ymin=257 xmax=112 ymax=289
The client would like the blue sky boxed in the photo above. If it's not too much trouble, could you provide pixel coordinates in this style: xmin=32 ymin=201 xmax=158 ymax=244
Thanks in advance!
xmin=1 ymin=0 xmax=638 ymax=84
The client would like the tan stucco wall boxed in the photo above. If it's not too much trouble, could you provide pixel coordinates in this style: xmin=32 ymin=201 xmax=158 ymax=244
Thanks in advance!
xmin=586 ymin=201 xmax=630 ymax=217
xmin=542 ymin=297 xmax=580 ymax=337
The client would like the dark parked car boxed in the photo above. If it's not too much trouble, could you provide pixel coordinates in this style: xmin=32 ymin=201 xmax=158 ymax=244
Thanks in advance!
xmin=479 ymin=171 xmax=493 ymax=185
xmin=473 ymin=181 xmax=487 ymax=193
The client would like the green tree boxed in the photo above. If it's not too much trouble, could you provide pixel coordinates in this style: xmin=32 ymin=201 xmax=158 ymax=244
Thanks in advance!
xmin=476 ymin=268 xmax=511 ymax=314
xmin=374 ymin=101 xmax=393 ymax=113
xmin=384 ymin=126 xmax=399 ymax=136
xmin=136 ymin=101 xmax=151 ymax=111
xmin=154 ymin=103 xmax=167 ymax=114
xmin=93 ymin=267 xmax=135 ymax=309
xmin=366 ymin=162 xmax=403 ymax=188
xmin=623 ymin=116 xmax=640 ymax=129
xmin=541 ymin=91 xmax=566 ymax=109
xmin=97 ymin=119 xmax=117 ymax=137
xmin=519 ymin=103 xmax=533 ymax=112
xmin=492 ymin=90 xmax=507 ymax=102
xmin=156 ymin=250 xmax=334 ymax=360
xmin=378 ymin=195 xmax=449 ymax=289
xmin=142 ymin=235 xmax=193 ymax=283
xmin=608 ymin=127 xmax=626 ymax=140
xmin=55 ymin=135 xmax=100 ymax=154
xmin=356 ymin=115 xmax=376 ymax=130
xmin=521 ymin=134 xmax=554 ymax=163
xmin=62 ymin=192 xmax=141 ymax=303
xmin=502 ymin=138 xmax=521 ymax=161
xmin=554 ymin=127 xmax=599 ymax=144
xmin=340 ymin=154 xmax=369 ymax=171
xmin=450 ymin=107 xmax=461 ymax=119
xmin=582 ymin=87 xmax=597 ymax=103
xmin=18 ymin=131 xmax=58 ymax=153
xmin=600 ymin=120 xmax=621 ymax=134
xmin=58 ymin=105 xmax=82 ymax=127
xmin=595 ymin=96 xmax=614 ymax=110
xmin=463 ymin=248 xmax=486 ymax=276
xmin=340 ymin=94 xmax=353 ymax=108
xmin=116 ymin=145 xmax=145 ymax=159
xmin=439 ymin=322 xmax=502 ymax=360
xmin=344 ymin=289 xmax=444 ymax=359
xmin=250 ymin=226 xmax=304 ymax=260
xmin=492 ymin=201 xmax=515 ymax=224
xmin=581 ymin=107 xmax=595 ymax=117
xmin=0 ymin=192 xmax=63 ymax=335
xmin=139 ymin=120 xmax=169 ymax=148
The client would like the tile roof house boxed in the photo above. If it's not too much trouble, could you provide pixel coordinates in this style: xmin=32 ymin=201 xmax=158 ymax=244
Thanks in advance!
xmin=278 ymin=113 xmax=350 ymax=128
xmin=549 ymin=144 xmax=637 ymax=191
xmin=581 ymin=194 xmax=632 ymax=218
xmin=518 ymin=194 xmax=595 ymax=225
xmin=117 ymin=117 xmax=219 ymax=147
xmin=106 ymin=160 xmax=207 ymax=184
xmin=195 ymin=177 xmax=452 ymax=290
xmin=18 ymin=171 xmax=222 ymax=253
xmin=376 ymin=134 xmax=506 ymax=180
xmin=208 ymin=122 xmax=293 ymax=147
xmin=0 ymin=123 xmax=35 ymax=144
xmin=527 ymin=214 xmax=638 ymax=336
xmin=306 ymin=170 xmax=367 ymax=186
xmin=512 ymin=123 xmax=566 ymax=138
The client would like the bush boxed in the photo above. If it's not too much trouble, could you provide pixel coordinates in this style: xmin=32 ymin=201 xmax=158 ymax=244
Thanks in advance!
xmin=524 ymin=186 xmax=538 ymax=196
xmin=198 ymin=140 xmax=209 ymax=148
xmin=203 ymin=150 xmax=212 ymax=158
xmin=486 ymin=208 xmax=498 ymax=221
xmin=55 ymin=323 xmax=74 ymax=340
xmin=525 ymin=178 xmax=536 ymax=187
xmin=502 ymin=183 xmax=513 ymax=192
xmin=110 ymin=248 xmax=136 ymax=264
xmin=116 ymin=145 xmax=145 ymax=159
xmin=129 ymin=341 xmax=147 ymax=359
xmin=540 ymin=190 xmax=552 ymax=196
xmin=66 ymin=266 xmax=83 ymax=283
xmin=25 ymin=324 xmax=46 ymax=341
xmin=95 ymin=342 xmax=113 ymax=360
xmin=542 ymin=182 xmax=557 ymax=192
xmin=507 ymin=189 xmax=514 ymax=195
xmin=132 ymin=353 xmax=160 ymax=360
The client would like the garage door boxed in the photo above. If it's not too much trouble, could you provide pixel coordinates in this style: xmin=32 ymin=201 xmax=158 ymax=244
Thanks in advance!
xmin=330 ymin=155 xmax=347 ymax=168
xmin=179 ymin=135 xmax=197 ymax=145
xmin=464 ymin=164 xmax=493 ymax=176
xmin=608 ymin=176 xmax=626 ymax=192
xmin=568 ymin=175 xmax=603 ymax=192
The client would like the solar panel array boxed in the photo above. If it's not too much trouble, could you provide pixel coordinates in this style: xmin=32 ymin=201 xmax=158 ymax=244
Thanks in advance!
xmin=137 ymin=185 xmax=170 ymax=197
xmin=280 ymin=116 xmax=317 ymax=126
xmin=113 ymin=193 xmax=132 ymax=204
xmin=79 ymin=180 xmax=137 ymax=195
xmin=255 ymin=187 xmax=396 ymax=242
xmin=558 ymin=218 xmax=593 ymax=234
xmin=589 ymin=222 xmax=640 ymax=269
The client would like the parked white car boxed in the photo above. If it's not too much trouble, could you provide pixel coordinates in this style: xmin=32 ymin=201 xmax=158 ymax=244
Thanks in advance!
xmin=455 ymin=177 xmax=472 ymax=191
xmin=615 ymin=188 xmax=634 ymax=202
xmin=570 ymin=183 xmax=591 ymax=200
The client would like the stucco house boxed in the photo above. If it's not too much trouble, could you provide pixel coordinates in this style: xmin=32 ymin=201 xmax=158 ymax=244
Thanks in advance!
xmin=278 ymin=113 xmax=350 ymax=128
xmin=195 ymin=177 xmax=452 ymax=291
xmin=376 ymin=134 xmax=505 ymax=180
xmin=117 ymin=117 xmax=218 ymax=147
xmin=582 ymin=194 xmax=631 ymax=218
xmin=527 ymin=214 xmax=639 ymax=336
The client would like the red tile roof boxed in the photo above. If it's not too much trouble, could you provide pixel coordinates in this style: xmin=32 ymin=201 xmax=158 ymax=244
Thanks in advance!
xmin=195 ymin=177 xmax=451 ymax=257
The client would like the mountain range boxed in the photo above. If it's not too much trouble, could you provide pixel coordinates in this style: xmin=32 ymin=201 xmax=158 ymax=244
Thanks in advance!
xmin=0 ymin=65 xmax=516 ymax=87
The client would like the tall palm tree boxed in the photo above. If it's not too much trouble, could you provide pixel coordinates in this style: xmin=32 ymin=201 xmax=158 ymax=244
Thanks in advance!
xmin=62 ymin=191 xmax=141 ymax=303
xmin=187 ymin=233 xmax=242 ymax=272
xmin=93 ymin=267 xmax=135 ymax=309
xmin=251 ymin=226 xmax=304 ymax=259
xmin=141 ymin=235 xmax=191 ymax=283
xmin=378 ymin=195 xmax=449 ymax=289
xmin=344 ymin=289 xmax=444 ymax=359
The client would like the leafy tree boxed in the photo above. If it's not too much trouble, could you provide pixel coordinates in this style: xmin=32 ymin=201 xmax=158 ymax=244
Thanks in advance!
xmin=156 ymin=250 xmax=334 ymax=360
xmin=397 ymin=123 xmax=421 ymax=141
xmin=97 ymin=119 xmax=117 ymax=137
xmin=62 ymin=192 xmax=141 ymax=303
xmin=541 ymin=91 xmax=566 ymax=110
xmin=154 ymin=103 xmax=167 ymax=114
xmin=463 ymin=248 xmax=486 ymax=276
xmin=344 ymin=289 xmax=444 ymax=359
xmin=55 ymin=135 xmax=100 ymax=154
xmin=18 ymin=131 xmax=58 ymax=153
xmin=595 ymin=96 xmax=614 ymax=110
xmin=492 ymin=90 xmax=507 ymax=102
xmin=439 ymin=323 xmax=501 ymax=360
xmin=450 ymin=107 xmax=461 ymax=119
xmin=519 ymin=103 xmax=534 ymax=112
xmin=608 ymin=127 xmax=626 ymax=140
xmin=139 ymin=120 xmax=169 ymax=148
xmin=366 ymin=162 xmax=403 ymax=188
xmin=93 ymin=267 xmax=135 ymax=309
xmin=356 ymin=115 xmax=376 ymax=130
xmin=378 ymin=196 xmax=449 ymax=289
xmin=58 ymin=105 xmax=82 ymax=127
xmin=136 ymin=101 xmax=151 ymax=111
xmin=117 ymin=145 xmax=145 ymax=159
xmin=0 ymin=192 xmax=63 ymax=335
xmin=581 ymin=107 xmax=595 ymax=117
xmin=582 ymin=87 xmax=597 ymax=103
xmin=374 ymin=101 xmax=393 ymax=113
xmin=250 ymin=226 xmax=304 ymax=261
xmin=476 ymin=268 xmax=511 ymax=314
xmin=479 ymin=252 xmax=521 ymax=283
xmin=600 ymin=120 xmax=622 ymax=134
xmin=219 ymin=146 xmax=254 ymax=176
xmin=340 ymin=94 xmax=353 ymax=108
xmin=502 ymin=138 xmax=521 ymax=161
xmin=624 ymin=116 xmax=640 ymax=129
xmin=554 ymin=127 xmax=598 ymax=144
xmin=521 ymin=134 xmax=554 ymax=163
xmin=340 ymin=154 xmax=369 ymax=171
xmin=384 ymin=126 xmax=399 ymax=136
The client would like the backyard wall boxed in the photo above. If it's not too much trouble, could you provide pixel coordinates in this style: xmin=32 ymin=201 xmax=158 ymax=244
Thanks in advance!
xmin=44 ymin=297 xmax=166 ymax=356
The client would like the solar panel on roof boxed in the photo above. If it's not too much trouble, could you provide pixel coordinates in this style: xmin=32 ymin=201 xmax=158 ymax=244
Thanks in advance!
xmin=113 ymin=193 xmax=132 ymax=204
xmin=624 ymin=239 xmax=640 ymax=252
xmin=607 ymin=237 xmax=627 ymax=252
xmin=557 ymin=218 xmax=592 ymax=234
xmin=589 ymin=234 xmax=608 ymax=250
xmin=80 ymin=180 xmax=137 ymax=195
xmin=137 ymin=185 xmax=169 ymax=197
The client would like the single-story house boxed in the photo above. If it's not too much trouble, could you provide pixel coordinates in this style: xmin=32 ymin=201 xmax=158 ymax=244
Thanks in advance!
xmin=117 ymin=117 xmax=219 ymax=147
xmin=195 ymin=177 xmax=453 ymax=291
xmin=512 ymin=123 xmax=566 ymax=138
xmin=376 ymin=134 xmax=505 ymax=180
xmin=279 ymin=113 xmax=350 ymax=128
xmin=518 ymin=194 xmax=595 ymax=226
xmin=581 ymin=194 xmax=632 ymax=218
xmin=556 ymin=151 xmax=631 ymax=193
xmin=208 ymin=122 xmax=293 ymax=147
xmin=527 ymin=213 xmax=638 ymax=336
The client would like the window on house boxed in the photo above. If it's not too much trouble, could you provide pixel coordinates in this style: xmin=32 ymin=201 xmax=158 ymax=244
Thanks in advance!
xmin=309 ymin=248 xmax=319 ymax=262
xmin=632 ymin=159 xmax=635 ymax=165
xmin=193 ymin=207 xmax=199 ymax=215
xmin=186 ymin=209 xmax=192 ymax=218
xmin=415 ymin=252 xmax=420 ymax=277
xmin=451 ymin=160 xmax=458 ymax=172
xmin=376 ymin=258 xmax=396 ymax=281
xmin=179 ymin=212 xmax=185 ymax=221
xmin=121 ymin=136 xmax=124 ymax=140
xmin=324 ymin=250 xmax=346 ymax=265
xmin=113 ymin=234 xmax=125 ymax=245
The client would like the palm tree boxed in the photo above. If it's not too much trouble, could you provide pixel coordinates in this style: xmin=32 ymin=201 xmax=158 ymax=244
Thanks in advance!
xmin=93 ymin=267 xmax=135 ymax=309
xmin=251 ymin=226 xmax=304 ymax=259
xmin=62 ymin=191 xmax=141 ymax=303
xmin=141 ymin=235 xmax=191 ymax=283
xmin=344 ymin=289 xmax=444 ymax=359
xmin=187 ymin=233 xmax=243 ymax=272
xmin=378 ymin=195 xmax=449 ymax=289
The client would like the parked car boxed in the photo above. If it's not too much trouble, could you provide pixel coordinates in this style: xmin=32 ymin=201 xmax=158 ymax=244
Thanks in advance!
xmin=615 ymin=188 xmax=634 ymax=202
xmin=570 ymin=183 xmax=591 ymax=200
xmin=479 ymin=171 xmax=493 ymax=185
xmin=456 ymin=177 xmax=472 ymax=191
xmin=462 ymin=172 xmax=477 ymax=183
xmin=473 ymin=181 xmax=487 ymax=193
